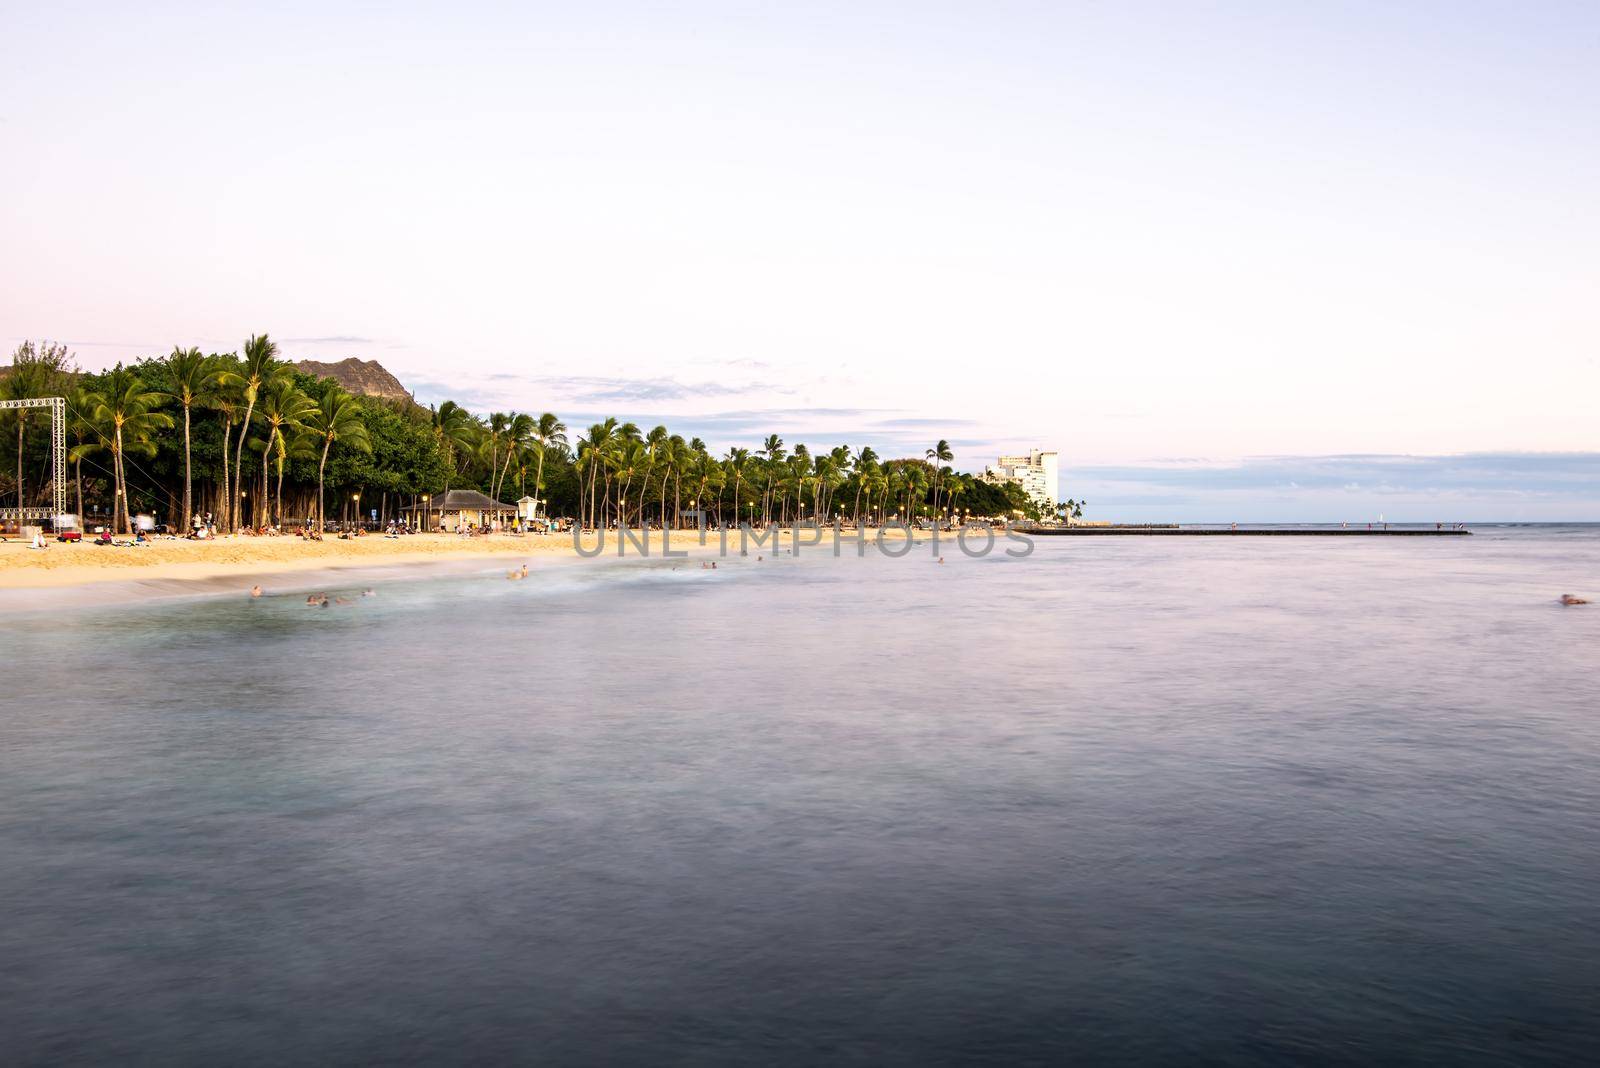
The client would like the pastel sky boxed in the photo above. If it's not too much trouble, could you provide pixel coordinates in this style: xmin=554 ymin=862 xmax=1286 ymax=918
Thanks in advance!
xmin=3 ymin=1 xmax=1596 ymax=520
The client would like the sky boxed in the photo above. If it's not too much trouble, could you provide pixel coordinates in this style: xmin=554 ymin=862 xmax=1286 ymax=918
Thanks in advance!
xmin=3 ymin=1 xmax=1596 ymax=520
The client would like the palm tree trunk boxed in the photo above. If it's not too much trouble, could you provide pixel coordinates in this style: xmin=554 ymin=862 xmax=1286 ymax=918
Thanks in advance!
xmin=219 ymin=419 xmax=232 ymax=531
xmin=533 ymin=450 xmax=546 ymax=521
xmin=17 ymin=419 xmax=26 ymax=517
xmin=317 ymin=437 xmax=333 ymax=533
xmin=494 ymin=449 xmax=514 ymax=503
xmin=181 ymin=404 xmax=192 ymax=530
xmin=231 ymin=397 xmax=256 ymax=532
xmin=586 ymin=458 xmax=595 ymax=530
xmin=112 ymin=426 xmax=126 ymax=534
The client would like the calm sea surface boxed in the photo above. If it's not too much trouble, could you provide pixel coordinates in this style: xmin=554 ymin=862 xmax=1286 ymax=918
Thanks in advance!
xmin=3 ymin=527 xmax=1598 ymax=1064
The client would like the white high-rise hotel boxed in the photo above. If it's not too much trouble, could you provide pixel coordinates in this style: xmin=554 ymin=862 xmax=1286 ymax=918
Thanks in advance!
xmin=982 ymin=450 xmax=1059 ymax=513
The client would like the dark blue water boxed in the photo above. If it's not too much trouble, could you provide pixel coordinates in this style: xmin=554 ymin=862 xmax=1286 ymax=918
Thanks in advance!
xmin=4 ymin=528 xmax=1599 ymax=1064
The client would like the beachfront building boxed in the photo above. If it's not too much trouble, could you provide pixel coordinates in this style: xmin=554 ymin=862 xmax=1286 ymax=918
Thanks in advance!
xmin=982 ymin=449 xmax=1059 ymax=514
xmin=405 ymin=489 xmax=515 ymax=532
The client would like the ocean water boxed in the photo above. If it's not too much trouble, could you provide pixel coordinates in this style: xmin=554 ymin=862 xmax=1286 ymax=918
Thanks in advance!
xmin=3 ymin=527 xmax=1598 ymax=1064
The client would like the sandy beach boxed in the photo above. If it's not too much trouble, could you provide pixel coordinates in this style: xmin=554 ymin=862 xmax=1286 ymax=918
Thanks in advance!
xmin=0 ymin=527 xmax=926 ymax=591
xmin=0 ymin=530 xmax=730 ymax=590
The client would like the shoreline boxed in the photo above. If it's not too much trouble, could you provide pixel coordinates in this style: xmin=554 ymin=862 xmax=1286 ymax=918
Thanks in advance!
xmin=0 ymin=530 xmax=723 ymax=593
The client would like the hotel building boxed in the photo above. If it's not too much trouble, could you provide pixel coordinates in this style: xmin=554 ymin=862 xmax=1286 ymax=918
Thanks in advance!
xmin=982 ymin=449 xmax=1059 ymax=513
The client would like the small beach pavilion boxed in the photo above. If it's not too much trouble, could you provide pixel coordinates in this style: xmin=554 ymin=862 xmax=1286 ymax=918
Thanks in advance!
xmin=406 ymin=489 xmax=515 ymax=532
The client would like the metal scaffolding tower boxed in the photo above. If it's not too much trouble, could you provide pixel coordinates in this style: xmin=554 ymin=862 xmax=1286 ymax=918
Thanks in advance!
xmin=1 ymin=396 xmax=68 ymax=522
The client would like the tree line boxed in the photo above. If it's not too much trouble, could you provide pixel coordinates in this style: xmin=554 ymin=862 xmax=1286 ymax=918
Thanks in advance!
xmin=2 ymin=337 xmax=1041 ymax=534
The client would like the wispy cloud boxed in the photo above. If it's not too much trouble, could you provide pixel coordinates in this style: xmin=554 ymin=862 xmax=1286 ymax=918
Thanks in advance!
xmin=527 ymin=375 xmax=787 ymax=404
xmin=7 ymin=337 xmax=156 ymax=349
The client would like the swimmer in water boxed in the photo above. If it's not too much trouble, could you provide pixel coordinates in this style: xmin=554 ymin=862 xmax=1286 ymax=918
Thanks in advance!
xmin=362 ymin=588 xmax=376 ymax=597
xmin=1560 ymin=594 xmax=1589 ymax=605
xmin=250 ymin=585 xmax=262 ymax=598
xmin=521 ymin=564 xmax=528 ymax=577
xmin=306 ymin=594 xmax=321 ymax=606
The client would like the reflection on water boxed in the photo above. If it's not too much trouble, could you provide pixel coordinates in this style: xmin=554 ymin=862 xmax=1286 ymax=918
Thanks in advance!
xmin=3 ymin=527 xmax=1599 ymax=1064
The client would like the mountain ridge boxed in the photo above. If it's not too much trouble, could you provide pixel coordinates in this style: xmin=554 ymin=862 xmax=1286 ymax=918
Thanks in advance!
xmin=294 ymin=357 xmax=412 ymax=403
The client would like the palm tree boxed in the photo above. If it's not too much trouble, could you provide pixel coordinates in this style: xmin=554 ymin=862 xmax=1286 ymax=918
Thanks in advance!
xmin=613 ymin=438 xmax=650 ymax=525
xmin=658 ymin=435 xmax=686 ymax=528
xmin=642 ymin=425 xmax=670 ymax=526
xmin=785 ymin=446 xmax=811 ymax=525
xmin=577 ymin=419 xmax=619 ymax=530
xmin=526 ymin=412 xmax=566 ymax=521
xmin=255 ymin=381 xmax=318 ymax=527
xmin=220 ymin=334 xmax=287 ymax=532
xmin=689 ymin=450 xmax=723 ymax=526
xmin=308 ymin=385 xmax=372 ymax=532
xmin=492 ymin=412 xmax=534 ymax=504
xmin=80 ymin=367 xmax=173 ymax=534
xmin=905 ymin=464 xmax=929 ymax=524
xmin=851 ymin=446 xmax=878 ymax=522
xmin=946 ymin=472 xmax=970 ymax=521
xmin=429 ymin=401 xmax=477 ymax=493
xmin=926 ymin=439 xmax=953 ymax=520
xmin=159 ymin=346 xmax=222 ymax=530
xmin=482 ymin=411 xmax=511 ymax=498
xmin=724 ymin=447 xmax=750 ymax=527
xmin=274 ymin=425 xmax=320 ymax=528
xmin=210 ymin=376 xmax=241 ymax=528
xmin=758 ymin=434 xmax=785 ymax=525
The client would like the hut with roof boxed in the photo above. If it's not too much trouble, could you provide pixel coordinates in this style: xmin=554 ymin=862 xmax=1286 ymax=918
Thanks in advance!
xmin=405 ymin=489 xmax=514 ymax=532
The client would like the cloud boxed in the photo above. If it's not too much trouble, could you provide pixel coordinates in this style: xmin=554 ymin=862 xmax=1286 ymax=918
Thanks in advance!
xmin=527 ymin=375 xmax=786 ymax=404
xmin=871 ymin=417 xmax=980 ymax=430
xmin=6 ymin=338 xmax=156 ymax=349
